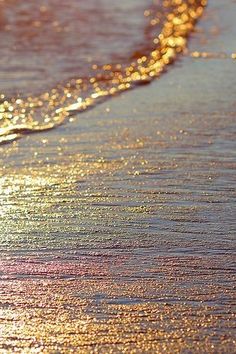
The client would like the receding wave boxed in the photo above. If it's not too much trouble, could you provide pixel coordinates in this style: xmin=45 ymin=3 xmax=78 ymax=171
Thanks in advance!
xmin=0 ymin=0 xmax=207 ymax=144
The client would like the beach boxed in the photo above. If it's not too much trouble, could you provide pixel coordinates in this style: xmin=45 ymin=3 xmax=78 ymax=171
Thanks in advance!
xmin=0 ymin=0 xmax=235 ymax=352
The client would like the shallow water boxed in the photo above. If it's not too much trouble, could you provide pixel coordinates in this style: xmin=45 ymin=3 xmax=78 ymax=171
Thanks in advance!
xmin=0 ymin=0 xmax=236 ymax=353
xmin=0 ymin=0 xmax=150 ymax=96
xmin=0 ymin=0 xmax=205 ymax=143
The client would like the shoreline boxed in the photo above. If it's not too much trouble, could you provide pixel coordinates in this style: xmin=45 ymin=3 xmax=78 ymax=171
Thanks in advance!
xmin=0 ymin=0 xmax=235 ymax=352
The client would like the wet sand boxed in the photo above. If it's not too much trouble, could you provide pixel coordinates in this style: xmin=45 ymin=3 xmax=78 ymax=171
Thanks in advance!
xmin=0 ymin=0 xmax=236 ymax=353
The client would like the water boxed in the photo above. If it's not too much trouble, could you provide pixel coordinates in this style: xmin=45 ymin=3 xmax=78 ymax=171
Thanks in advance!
xmin=0 ymin=0 xmax=236 ymax=352
xmin=0 ymin=0 xmax=150 ymax=95
xmin=0 ymin=0 xmax=206 ymax=143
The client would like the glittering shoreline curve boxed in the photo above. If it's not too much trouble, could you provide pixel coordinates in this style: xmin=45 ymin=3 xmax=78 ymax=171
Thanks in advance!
xmin=0 ymin=0 xmax=207 ymax=144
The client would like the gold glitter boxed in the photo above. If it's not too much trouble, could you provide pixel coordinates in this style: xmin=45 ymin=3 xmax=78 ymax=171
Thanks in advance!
xmin=190 ymin=51 xmax=236 ymax=59
xmin=0 ymin=0 xmax=207 ymax=144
